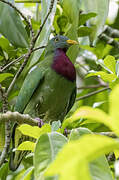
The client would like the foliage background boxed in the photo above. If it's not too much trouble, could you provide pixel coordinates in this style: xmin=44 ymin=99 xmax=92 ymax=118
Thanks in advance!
xmin=1 ymin=0 xmax=119 ymax=179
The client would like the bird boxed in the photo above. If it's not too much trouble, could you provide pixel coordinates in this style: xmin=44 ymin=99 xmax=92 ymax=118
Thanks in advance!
xmin=9 ymin=35 xmax=78 ymax=171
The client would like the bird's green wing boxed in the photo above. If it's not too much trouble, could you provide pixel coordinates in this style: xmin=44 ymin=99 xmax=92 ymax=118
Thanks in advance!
xmin=9 ymin=65 xmax=45 ymax=171
xmin=15 ymin=65 xmax=45 ymax=113
xmin=66 ymin=87 xmax=76 ymax=114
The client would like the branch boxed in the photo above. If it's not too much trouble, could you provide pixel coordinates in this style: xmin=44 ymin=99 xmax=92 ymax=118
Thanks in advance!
xmin=77 ymin=84 xmax=107 ymax=90
xmin=0 ymin=85 xmax=11 ymax=167
xmin=0 ymin=85 xmax=8 ymax=113
xmin=32 ymin=45 xmax=46 ymax=52
xmin=0 ymin=0 xmax=34 ymax=36
xmin=76 ymin=87 xmax=110 ymax=101
xmin=99 ymin=33 xmax=119 ymax=49
xmin=104 ymin=25 xmax=119 ymax=38
xmin=0 ymin=111 xmax=38 ymax=125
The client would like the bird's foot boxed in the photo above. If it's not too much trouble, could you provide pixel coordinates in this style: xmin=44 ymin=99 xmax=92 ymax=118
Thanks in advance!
xmin=35 ymin=117 xmax=44 ymax=128
xmin=64 ymin=128 xmax=68 ymax=137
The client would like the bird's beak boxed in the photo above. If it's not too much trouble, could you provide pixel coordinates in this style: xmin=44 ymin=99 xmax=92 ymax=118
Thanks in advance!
xmin=66 ymin=39 xmax=78 ymax=45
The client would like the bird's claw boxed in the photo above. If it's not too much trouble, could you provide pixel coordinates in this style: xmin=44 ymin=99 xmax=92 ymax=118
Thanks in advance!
xmin=35 ymin=117 xmax=44 ymax=128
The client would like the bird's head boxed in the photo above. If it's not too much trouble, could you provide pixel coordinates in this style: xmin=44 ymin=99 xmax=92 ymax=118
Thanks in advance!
xmin=46 ymin=35 xmax=78 ymax=54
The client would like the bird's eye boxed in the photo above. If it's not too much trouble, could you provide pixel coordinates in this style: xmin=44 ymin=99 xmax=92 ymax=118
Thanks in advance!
xmin=54 ymin=37 xmax=59 ymax=42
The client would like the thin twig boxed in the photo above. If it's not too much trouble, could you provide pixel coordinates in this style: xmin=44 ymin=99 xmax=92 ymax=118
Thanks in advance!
xmin=32 ymin=45 xmax=46 ymax=52
xmin=0 ymin=85 xmax=11 ymax=167
xmin=7 ymin=49 xmax=33 ymax=95
xmin=76 ymin=87 xmax=110 ymax=101
xmin=0 ymin=0 xmax=34 ymax=37
xmin=15 ymin=0 xmax=41 ymax=2
xmin=95 ymin=132 xmax=117 ymax=138
xmin=0 ymin=54 xmax=26 ymax=72
xmin=77 ymin=84 xmax=107 ymax=90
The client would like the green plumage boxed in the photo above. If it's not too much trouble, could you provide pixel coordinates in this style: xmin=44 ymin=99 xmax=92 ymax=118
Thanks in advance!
xmin=9 ymin=35 xmax=77 ymax=170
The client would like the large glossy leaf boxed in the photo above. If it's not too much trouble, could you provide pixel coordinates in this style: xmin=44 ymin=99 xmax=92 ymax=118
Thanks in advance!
xmin=45 ymin=134 xmax=119 ymax=180
xmin=29 ymin=0 xmax=57 ymax=68
xmin=0 ymin=1 xmax=29 ymax=48
xmin=34 ymin=132 xmax=67 ymax=180
xmin=69 ymin=128 xmax=113 ymax=180
xmin=18 ymin=124 xmax=51 ymax=139
xmin=81 ymin=0 xmax=109 ymax=44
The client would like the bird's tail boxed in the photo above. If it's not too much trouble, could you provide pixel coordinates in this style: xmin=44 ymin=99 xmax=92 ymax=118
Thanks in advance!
xmin=9 ymin=123 xmax=31 ymax=171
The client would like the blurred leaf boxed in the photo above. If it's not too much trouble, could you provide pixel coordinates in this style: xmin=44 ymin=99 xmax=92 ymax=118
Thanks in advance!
xmin=89 ymin=156 xmax=113 ymax=180
xmin=69 ymin=128 xmax=113 ymax=180
xmin=109 ymin=85 xmax=119 ymax=134
xmin=79 ymin=12 xmax=97 ymax=26
xmin=86 ymin=71 xmax=117 ymax=82
xmin=18 ymin=124 xmax=51 ymax=139
xmin=78 ymin=27 xmax=92 ymax=37
xmin=81 ymin=0 xmax=109 ymax=44
xmin=29 ymin=0 xmax=57 ymax=68
xmin=45 ymin=134 xmax=117 ymax=180
xmin=17 ymin=141 xmax=35 ymax=152
xmin=20 ymin=167 xmax=34 ymax=180
xmin=51 ymin=120 xmax=61 ymax=131
xmin=0 ymin=1 xmax=29 ymax=48
xmin=69 ymin=127 xmax=92 ymax=141
xmin=0 ymin=73 xmax=13 ymax=83
xmin=0 ymin=163 xmax=8 ymax=180
xmin=62 ymin=0 xmax=80 ymax=25
xmin=34 ymin=132 xmax=67 ymax=180
xmin=57 ymin=15 xmax=68 ymax=32
xmin=104 ymin=55 xmax=116 ymax=74
xmin=63 ymin=106 xmax=112 ymax=130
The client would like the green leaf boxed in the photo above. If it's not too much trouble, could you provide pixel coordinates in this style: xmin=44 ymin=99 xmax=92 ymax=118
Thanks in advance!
xmin=29 ymin=0 xmax=57 ymax=68
xmin=18 ymin=124 xmax=51 ymax=139
xmin=62 ymin=0 xmax=80 ymax=25
xmin=78 ymin=27 xmax=92 ymax=37
xmin=17 ymin=141 xmax=35 ymax=152
xmin=104 ymin=55 xmax=116 ymax=74
xmin=45 ymin=134 xmax=119 ymax=180
xmin=20 ymin=167 xmax=34 ymax=180
xmin=89 ymin=156 xmax=113 ymax=180
xmin=69 ymin=127 xmax=92 ymax=141
xmin=63 ymin=106 xmax=112 ymax=130
xmin=86 ymin=71 xmax=117 ymax=82
xmin=51 ymin=120 xmax=61 ymax=131
xmin=69 ymin=128 xmax=113 ymax=180
xmin=109 ymin=85 xmax=119 ymax=135
xmin=34 ymin=132 xmax=67 ymax=180
xmin=0 ymin=1 xmax=29 ymax=48
xmin=0 ymin=163 xmax=8 ymax=180
xmin=0 ymin=73 xmax=13 ymax=83
xmin=81 ymin=0 xmax=109 ymax=44
xmin=79 ymin=12 xmax=97 ymax=26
